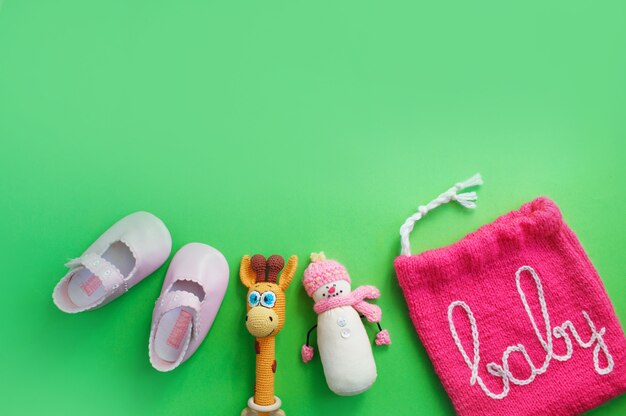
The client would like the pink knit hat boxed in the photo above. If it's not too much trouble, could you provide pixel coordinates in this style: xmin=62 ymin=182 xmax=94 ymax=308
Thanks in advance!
xmin=302 ymin=252 xmax=351 ymax=296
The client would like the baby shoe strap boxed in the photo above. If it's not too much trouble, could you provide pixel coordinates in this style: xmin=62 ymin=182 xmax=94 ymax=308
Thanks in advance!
xmin=158 ymin=290 xmax=201 ymax=313
xmin=74 ymin=252 xmax=126 ymax=294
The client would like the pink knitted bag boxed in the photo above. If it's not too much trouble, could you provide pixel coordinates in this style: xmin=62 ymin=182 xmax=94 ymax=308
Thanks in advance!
xmin=394 ymin=175 xmax=626 ymax=416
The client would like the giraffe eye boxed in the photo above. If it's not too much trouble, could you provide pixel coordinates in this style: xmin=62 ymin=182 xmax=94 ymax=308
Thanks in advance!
xmin=260 ymin=291 xmax=276 ymax=308
xmin=248 ymin=291 xmax=261 ymax=307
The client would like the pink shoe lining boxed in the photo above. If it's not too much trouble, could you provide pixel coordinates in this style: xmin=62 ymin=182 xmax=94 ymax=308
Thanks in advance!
xmin=80 ymin=275 xmax=102 ymax=296
xmin=167 ymin=310 xmax=193 ymax=349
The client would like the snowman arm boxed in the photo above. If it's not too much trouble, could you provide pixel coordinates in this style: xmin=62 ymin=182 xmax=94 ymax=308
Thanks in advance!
xmin=360 ymin=316 xmax=392 ymax=346
xmin=305 ymin=324 xmax=318 ymax=347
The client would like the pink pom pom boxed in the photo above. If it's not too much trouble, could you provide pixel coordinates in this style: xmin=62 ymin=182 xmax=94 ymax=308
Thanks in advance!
xmin=301 ymin=345 xmax=314 ymax=363
xmin=375 ymin=329 xmax=391 ymax=346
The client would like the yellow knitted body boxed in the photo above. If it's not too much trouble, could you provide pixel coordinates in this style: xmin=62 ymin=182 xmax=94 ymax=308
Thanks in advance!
xmin=255 ymin=337 xmax=276 ymax=413
xmin=240 ymin=254 xmax=297 ymax=416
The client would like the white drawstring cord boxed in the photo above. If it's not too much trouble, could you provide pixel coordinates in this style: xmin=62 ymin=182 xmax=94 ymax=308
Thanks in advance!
xmin=399 ymin=173 xmax=483 ymax=256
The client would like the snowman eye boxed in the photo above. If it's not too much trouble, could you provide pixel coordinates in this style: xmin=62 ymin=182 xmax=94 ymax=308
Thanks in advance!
xmin=248 ymin=291 xmax=261 ymax=307
xmin=260 ymin=291 xmax=276 ymax=308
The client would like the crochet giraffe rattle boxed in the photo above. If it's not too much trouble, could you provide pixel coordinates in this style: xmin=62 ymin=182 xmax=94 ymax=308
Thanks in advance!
xmin=240 ymin=254 xmax=297 ymax=416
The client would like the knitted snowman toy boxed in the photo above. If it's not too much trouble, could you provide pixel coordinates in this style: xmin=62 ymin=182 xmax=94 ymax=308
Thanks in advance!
xmin=301 ymin=253 xmax=390 ymax=396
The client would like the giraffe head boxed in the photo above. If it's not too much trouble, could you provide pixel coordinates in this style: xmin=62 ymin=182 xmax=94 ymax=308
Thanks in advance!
xmin=240 ymin=254 xmax=297 ymax=339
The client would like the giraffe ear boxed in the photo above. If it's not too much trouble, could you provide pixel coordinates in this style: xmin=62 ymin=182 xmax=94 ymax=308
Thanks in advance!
xmin=239 ymin=255 xmax=256 ymax=288
xmin=278 ymin=255 xmax=298 ymax=291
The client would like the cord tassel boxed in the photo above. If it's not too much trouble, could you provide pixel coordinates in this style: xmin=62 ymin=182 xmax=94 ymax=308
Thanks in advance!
xmin=454 ymin=191 xmax=479 ymax=208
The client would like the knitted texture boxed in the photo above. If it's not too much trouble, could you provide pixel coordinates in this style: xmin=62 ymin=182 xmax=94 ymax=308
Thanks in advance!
xmin=314 ymin=285 xmax=382 ymax=322
xmin=303 ymin=252 xmax=351 ymax=296
xmin=375 ymin=329 xmax=391 ymax=346
xmin=301 ymin=345 xmax=314 ymax=363
xmin=394 ymin=197 xmax=626 ymax=416
xmin=255 ymin=337 xmax=276 ymax=407
xmin=240 ymin=254 xmax=298 ymax=415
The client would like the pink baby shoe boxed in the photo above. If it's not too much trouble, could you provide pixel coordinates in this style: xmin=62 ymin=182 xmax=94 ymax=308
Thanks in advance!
xmin=149 ymin=242 xmax=229 ymax=371
xmin=53 ymin=211 xmax=172 ymax=313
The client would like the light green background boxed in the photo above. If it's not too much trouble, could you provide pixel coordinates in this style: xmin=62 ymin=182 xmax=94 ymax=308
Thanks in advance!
xmin=1 ymin=1 xmax=624 ymax=415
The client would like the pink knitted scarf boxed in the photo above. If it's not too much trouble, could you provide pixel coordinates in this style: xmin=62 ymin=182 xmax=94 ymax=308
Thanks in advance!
xmin=313 ymin=285 xmax=382 ymax=322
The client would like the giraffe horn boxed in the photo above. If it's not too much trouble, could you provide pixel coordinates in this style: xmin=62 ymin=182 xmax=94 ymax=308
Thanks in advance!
xmin=251 ymin=254 xmax=267 ymax=283
xmin=266 ymin=255 xmax=284 ymax=283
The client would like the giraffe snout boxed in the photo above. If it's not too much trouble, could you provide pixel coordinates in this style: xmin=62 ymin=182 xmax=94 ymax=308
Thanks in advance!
xmin=246 ymin=307 xmax=279 ymax=338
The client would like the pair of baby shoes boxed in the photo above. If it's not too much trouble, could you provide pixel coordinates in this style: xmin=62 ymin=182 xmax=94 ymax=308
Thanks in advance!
xmin=52 ymin=212 xmax=229 ymax=372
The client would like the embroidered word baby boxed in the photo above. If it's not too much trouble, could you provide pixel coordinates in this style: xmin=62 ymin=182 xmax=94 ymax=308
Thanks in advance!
xmin=448 ymin=265 xmax=614 ymax=400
